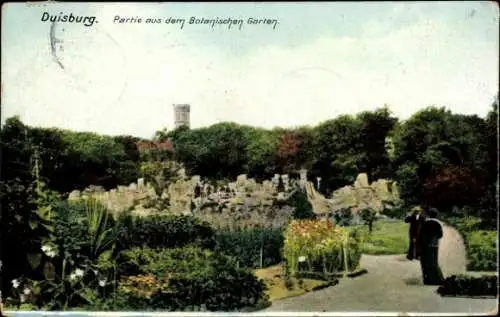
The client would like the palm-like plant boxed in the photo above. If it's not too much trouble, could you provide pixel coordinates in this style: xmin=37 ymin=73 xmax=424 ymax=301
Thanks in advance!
xmin=84 ymin=198 xmax=116 ymax=262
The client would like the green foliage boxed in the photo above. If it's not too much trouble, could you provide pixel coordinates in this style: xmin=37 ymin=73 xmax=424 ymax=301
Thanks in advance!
xmin=311 ymin=107 xmax=397 ymax=195
xmin=289 ymin=189 xmax=316 ymax=219
xmin=465 ymin=230 xmax=497 ymax=272
xmin=437 ymin=274 xmax=498 ymax=297
xmin=6 ymin=197 xmax=119 ymax=310
xmin=171 ymin=122 xmax=251 ymax=179
xmin=283 ymin=220 xmax=363 ymax=277
xmin=214 ymin=227 xmax=284 ymax=269
xmin=391 ymin=106 xmax=492 ymax=212
xmin=380 ymin=201 xmax=411 ymax=220
xmin=331 ymin=208 xmax=355 ymax=226
xmin=353 ymin=220 xmax=409 ymax=255
xmin=165 ymin=107 xmax=396 ymax=191
xmin=2 ymin=97 xmax=498 ymax=310
xmin=284 ymin=276 xmax=294 ymax=290
xmin=139 ymin=159 xmax=181 ymax=208
xmin=115 ymin=214 xmax=216 ymax=252
xmin=443 ymin=213 xmax=497 ymax=272
xmin=244 ymin=128 xmax=281 ymax=179
xmin=360 ymin=208 xmax=377 ymax=233
xmin=0 ymin=136 xmax=58 ymax=296
xmin=114 ymin=247 xmax=270 ymax=311
xmin=1 ymin=116 xmax=141 ymax=195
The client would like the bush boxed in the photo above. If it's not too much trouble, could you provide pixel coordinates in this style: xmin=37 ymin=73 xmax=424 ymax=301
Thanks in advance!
xmin=380 ymin=202 xmax=412 ymax=220
xmin=437 ymin=274 xmax=498 ymax=297
xmin=444 ymin=214 xmax=497 ymax=272
xmin=294 ymin=271 xmax=339 ymax=282
xmin=114 ymin=246 xmax=270 ymax=311
xmin=466 ymin=230 xmax=497 ymax=271
xmin=5 ymin=198 xmax=119 ymax=310
xmin=283 ymin=219 xmax=362 ymax=277
xmin=115 ymin=213 xmax=216 ymax=251
xmin=289 ymin=189 xmax=316 ymax=219
xmin=214 ymin=227 xmax=284 ymax=269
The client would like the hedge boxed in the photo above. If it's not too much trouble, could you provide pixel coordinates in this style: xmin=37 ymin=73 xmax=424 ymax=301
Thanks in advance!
xmin=114 ymin=213 xmax=216 ymax=251
xmin=466 ymin=230 xmax=497 ymax=271
xmin=437 ymin=274 xmax=498 ymax=298
xmin=442 ymin=215 xmax=497 ymax=272
xmin=214 ymin=227 xmax=284 ymax=269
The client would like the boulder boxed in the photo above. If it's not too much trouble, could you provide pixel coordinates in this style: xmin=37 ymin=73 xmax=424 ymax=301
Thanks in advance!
xmin=354 ymin=173 xmax=369 ymax=188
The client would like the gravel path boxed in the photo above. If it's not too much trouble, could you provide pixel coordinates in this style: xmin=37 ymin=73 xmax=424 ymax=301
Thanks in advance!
xmin=264 ymin=224 xmax=498 ymax=313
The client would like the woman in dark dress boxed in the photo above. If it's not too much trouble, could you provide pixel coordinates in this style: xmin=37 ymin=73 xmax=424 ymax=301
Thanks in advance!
xmin=419 ymin=208 xmax=445 ymax=285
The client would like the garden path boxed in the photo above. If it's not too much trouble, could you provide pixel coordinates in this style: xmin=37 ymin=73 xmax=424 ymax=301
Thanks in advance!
xmin=264 ymin=224 xmax=498 ymax=314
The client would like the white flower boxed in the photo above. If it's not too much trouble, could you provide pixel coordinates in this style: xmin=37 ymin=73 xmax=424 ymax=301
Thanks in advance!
xmin=98 ymin=279 xmax=107 ymax=287
xmin=20 ymin=294 xmax=26 ymax=303
xmin=11 ymin=279 xmax=20 ymax=289
xmin=23 ymin=288 xmax=31 ymax=295
xmin=69 ymin=273 xmax=77 ymax=281
xmin=74 ymin=268 xmax=84 ymax=277
xmin=298 ymin=256 xmax=307 ymax=263
xmin=42 ymin=245 xmax=57 ymax=258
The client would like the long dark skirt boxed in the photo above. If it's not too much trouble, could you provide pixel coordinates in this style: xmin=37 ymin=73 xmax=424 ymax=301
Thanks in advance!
xmin=420 ymin=246 xmax=444 ymax=285
xmin=407 ymin=238 xmax=422 ymax=260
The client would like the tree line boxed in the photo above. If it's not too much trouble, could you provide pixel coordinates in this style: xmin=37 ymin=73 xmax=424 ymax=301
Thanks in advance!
xmin=1 ymin=101 xmax=497 ymax=217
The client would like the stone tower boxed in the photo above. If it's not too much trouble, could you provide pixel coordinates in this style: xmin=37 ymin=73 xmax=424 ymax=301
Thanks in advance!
xmin=173 ymin=104 xmax=191 ymax=129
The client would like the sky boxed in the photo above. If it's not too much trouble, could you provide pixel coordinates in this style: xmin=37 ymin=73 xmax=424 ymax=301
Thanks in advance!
xmin=1 ymin=2 xmax=499 ymax=138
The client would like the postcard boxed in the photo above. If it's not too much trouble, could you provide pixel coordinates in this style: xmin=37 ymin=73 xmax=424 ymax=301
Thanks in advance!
xmin=1 ymin=2 xmax=498 ymax=316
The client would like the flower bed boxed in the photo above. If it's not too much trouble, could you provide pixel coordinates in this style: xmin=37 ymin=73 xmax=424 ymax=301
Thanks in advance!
xmin=283 ymin=219 xmax=363 ymax=278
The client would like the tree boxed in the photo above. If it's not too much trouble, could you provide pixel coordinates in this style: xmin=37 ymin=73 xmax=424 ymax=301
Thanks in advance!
xmin=357 ymin=106 xmax=398 ymax=181
xmin=172 ymin=122 xmax=250 ymax=179
xmin=276 ymin=130 xmax=301 ymax=174
xmin=312 ymin=115 xmax=363 ymax=195
xmin=391 ymin=106 xmax=491 ymax=213
xmin=360 ymin=208 xmax=377 ymax=233
xmin=244 ymin=128 xmax=280 ymax=180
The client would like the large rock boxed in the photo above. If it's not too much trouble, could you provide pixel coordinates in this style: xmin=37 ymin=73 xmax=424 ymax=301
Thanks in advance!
xmin=68 ymin=190 xmax=81 ymax=200
xmin=236 ymin=174 xmax=248 ymax=186
xmin=354 ymin=173 xmax=369 ymax=188
xmin=325 ymin=174 xmax=400 ymax=215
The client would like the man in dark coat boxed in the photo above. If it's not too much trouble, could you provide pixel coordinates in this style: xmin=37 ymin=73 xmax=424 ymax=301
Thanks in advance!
xmin=404 ymin=207 xmax=426 ymax=260
xmin=419 ymin=208 xmax=445 ymax=285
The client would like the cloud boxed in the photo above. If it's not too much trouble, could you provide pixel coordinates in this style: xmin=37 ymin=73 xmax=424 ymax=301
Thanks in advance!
xmin=2 ymin=3 xmax=498 ymax=138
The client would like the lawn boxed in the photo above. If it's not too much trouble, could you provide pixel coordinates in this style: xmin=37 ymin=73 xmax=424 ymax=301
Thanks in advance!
xmin=349 ymin=219 xmax=409 ymax=255
xmin=254 ymin=265 xmax=332 ymax=301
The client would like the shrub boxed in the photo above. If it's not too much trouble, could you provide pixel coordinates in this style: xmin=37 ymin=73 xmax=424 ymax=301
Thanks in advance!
xmin=380 ymin=202 xmax=412 ymax=220
xmin=6 ymin=198 xmax=119 ymax=310
xmin=294 ymin=271 xmax=339 ymax=282
xmin=284 ymin=276 xmax=294 ymax=290
xmin=115 ymin=246 xmax=270 ymax=311
xmin=444 ymin=214 xmax=497 ymax=272
xmin=437 ymin=274 xmax=498 ymax=297
xmin=214 ymin=227 xmax=284 ymax=269
xmin=283 ymin=219 xmax=362 ymax=277
xmin=465 ymin=230 xmax=497 ymax=271
xmin=289 ymin=189 xmax=316 ymax=219
xmin=115 ymin=214 xmax=216 ymax=251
